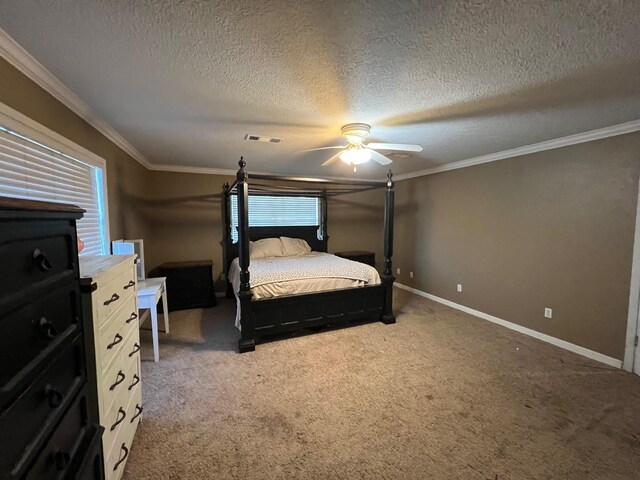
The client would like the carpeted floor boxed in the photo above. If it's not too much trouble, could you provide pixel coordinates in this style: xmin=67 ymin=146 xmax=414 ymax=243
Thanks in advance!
xmin=124 ymin=288 xmax=640 ymax=480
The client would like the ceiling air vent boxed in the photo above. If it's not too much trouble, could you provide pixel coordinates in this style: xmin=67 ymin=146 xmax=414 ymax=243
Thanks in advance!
xmin=244 ymin=134 xmax=283 ymax=144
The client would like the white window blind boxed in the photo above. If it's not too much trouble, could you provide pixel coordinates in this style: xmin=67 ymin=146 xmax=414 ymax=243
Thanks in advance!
xmin=0 ymin=126 xmax=108 ymax=255
xmin=230 ymin=194 xmax=320 ymax=241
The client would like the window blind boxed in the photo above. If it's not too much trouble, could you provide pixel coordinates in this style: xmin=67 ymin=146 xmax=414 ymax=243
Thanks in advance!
xmin=0 ymin=126 xmax=107 ymax=255
xmin=230 ymin=194 xmax=320 ymax=241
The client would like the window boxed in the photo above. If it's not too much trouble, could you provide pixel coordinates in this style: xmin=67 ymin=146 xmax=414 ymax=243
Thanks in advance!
xmin=0 ymin=110 xmax=109 ymax=256
xmin=230 ymin=194 xmax=320 ymax=241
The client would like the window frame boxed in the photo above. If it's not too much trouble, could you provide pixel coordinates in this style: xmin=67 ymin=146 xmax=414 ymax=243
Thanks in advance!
xmin=0 ymin=102 xmax=111 ymax=254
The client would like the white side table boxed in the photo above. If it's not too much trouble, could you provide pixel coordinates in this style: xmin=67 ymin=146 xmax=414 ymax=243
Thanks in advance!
xmin=137 ymin=277 xmax=169 ymax=362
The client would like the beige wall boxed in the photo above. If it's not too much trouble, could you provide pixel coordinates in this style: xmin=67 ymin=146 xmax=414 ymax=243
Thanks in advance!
xmin=395 ymin=133 xmax=640 ymax=360
xmin=0 ymin=57 xmax=148 ymax=241
xmin=141 ymin=171 xmax=233 ymax=289
xmin=327 ymin=188 xmax=385 ymax=268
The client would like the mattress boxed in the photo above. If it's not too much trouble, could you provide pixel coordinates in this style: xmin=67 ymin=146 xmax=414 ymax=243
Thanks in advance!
xmin=229 ymin=252 xmax=381 ymax=328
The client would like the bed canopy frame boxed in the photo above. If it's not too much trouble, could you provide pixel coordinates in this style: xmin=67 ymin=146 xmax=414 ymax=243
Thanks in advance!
xmin=223 ymin=158 xmax=396 ymax=353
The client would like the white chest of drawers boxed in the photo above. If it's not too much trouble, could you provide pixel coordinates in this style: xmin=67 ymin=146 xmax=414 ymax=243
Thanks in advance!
xmin=80 ymin=254 xmax=142 ymax=480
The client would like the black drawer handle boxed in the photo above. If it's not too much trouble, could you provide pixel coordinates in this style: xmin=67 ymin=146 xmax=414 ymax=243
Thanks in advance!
xmin=53 ymin=450 xmax=71 ymax=471
xmin=129 ymin=343 xmax=140 ymax=357
xmin=104 ymin=293 xmax=120 ymax=306
xmin=123 ymin=280 xmax=136 ymax=289
xmin=109 ymin=370 xmax=126 ymax=391
xmin=126 ymin=312 xmax=138 ymax=324
xmin=44 ymin=384 xmax=64 ymax=408
xmin=110 ymin=407 xmax=127 ymax=431
xmin=128 ymin=373 xmax=140 ymax=390
xmin=130 ymin=404 xmax=143 ymax=422
xmin=107 ymin=333 xmax=123 ymax=350
xmin=113 ymin=443 xmax=129 ymax=471
xmin=38 ymin=316 xmax=58 ymax=339
xmin=33 ymin=248 xmax=53 ymax=272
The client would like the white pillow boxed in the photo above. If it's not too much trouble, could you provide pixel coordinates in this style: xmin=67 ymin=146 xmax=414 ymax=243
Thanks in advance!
xmin=249 ymin=238 xmax=284 ymax=259
xmin=280 ymin=236 xmax=312 ymax=256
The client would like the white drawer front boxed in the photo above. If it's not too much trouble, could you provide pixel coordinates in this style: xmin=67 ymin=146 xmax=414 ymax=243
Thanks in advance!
xmin=97 ymin=296 xmax=138 ymax=374
xmin=95 ymin=267 xmax=137 ymax=326
xmin=105 ymin=379 xmax=141 ymax=480
xmin=106 ymin=417 xmax=136 ymax=480
xmin=102 ymin=351 xmax=141 ymax=460
xmin=99 ymin=329 xmax=139 ymax=420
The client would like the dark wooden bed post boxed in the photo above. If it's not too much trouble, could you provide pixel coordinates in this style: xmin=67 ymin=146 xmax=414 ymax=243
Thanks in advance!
xmin=380 ymin=170 xmax=396 ymax=324
xmin=320 ymin=187 xmax=329 ymax=245
xmin=223 ymin=182 xmax=233 ymax=298
xmin=236 ymin=158 xmax=256 ymax=352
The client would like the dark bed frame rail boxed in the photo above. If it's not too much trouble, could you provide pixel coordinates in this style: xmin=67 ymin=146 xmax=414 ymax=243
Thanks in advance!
xmin=223 ymin=158 xmax=396 ymax=352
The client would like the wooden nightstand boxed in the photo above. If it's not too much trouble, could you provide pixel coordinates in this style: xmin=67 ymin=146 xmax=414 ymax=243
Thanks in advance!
xmin=334 ymin=250 xmax=376 ymax=268
xmin=150 ymin=260 xmax=217 ymax=311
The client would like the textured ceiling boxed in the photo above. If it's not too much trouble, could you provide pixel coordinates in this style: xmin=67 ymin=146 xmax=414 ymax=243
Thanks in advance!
xmin=1 ymin=0 xmax=640 ymax=178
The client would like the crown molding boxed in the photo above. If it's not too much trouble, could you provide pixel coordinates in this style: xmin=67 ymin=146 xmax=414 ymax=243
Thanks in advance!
xmin=149 ymin=164 xmax=238 ymax=176
xmin=0 ymin=27 xmax=152 ymax=169
xmin=394 ymin=119 xmax=640 ymax=181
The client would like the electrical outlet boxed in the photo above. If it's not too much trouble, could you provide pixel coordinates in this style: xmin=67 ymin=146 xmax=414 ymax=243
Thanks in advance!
xmin=397 ymin=268 xmax=401 ymax=275
xmin=457 ymin=284 xmax=463 ymax=292
xmin=220 ymin=273 xmax=226 ymax=281
xmin=410 ymin=271 xmax=414 ymax=278
xmin=544 ymin=307 xmax=553 ymax=319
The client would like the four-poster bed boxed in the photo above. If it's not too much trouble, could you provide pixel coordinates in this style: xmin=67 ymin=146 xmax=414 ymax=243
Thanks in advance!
xmin=223 ymin=158 xmax=396 ymax=353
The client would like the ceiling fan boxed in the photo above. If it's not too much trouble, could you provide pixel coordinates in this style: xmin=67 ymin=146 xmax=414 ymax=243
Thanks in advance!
xmin=306 ymin=123 xmax=423 ymax=171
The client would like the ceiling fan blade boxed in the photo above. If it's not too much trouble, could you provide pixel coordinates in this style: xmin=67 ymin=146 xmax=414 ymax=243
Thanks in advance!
xmin=302 ymin=145 xmax=347 ymax=152
xmin=321 ymin=151 xmax=344 ymax=167
xmin=368 ymin=149 xmax=393 ymax=165
xmin=366 ymin=143 xmax=423 ymax=152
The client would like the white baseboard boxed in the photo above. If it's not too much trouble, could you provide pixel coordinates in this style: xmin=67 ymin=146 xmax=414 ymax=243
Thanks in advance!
xmin=394 ymin=283 xmax=623 ymax=369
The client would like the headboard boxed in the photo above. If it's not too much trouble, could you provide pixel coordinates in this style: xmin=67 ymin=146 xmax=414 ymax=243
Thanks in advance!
xmin=222 ymin=225 xmax=327 ymax=276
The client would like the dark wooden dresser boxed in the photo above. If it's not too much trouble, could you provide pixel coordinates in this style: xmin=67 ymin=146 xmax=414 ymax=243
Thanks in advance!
xmin=0 ymin=197 xmax=103 ymax=480
xmin=334 ymin=250 xmax=376 ymax=268
xmin=150 ymin=260 xmax=216 ymax=311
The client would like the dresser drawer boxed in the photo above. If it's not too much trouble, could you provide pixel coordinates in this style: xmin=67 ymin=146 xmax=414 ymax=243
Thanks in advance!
xmin=96 ymin=296 xmax=138 ymax=374
xmin=0 ymin=221 xmax=77 ymax=313
xmin=0 ymin=335 xmax=85 ymax=476
xmin=0 ymin=283 xmax=81 ymax=403
xmin=106 ymin=410 xmax=138 ymax=480
xmin=24 ymin=389 xmax=92 ymax=480
xmin=101 ymin=353 xmax=140 ymax=457
xmin=99 ymin=335 xmax=140 ymax=420
xmin=95 ymin=268 xmax=137 ymax=326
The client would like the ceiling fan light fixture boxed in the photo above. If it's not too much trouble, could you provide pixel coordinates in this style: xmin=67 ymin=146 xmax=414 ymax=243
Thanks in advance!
xmin=340 ymin=147 xmax=371 ymax=165
xmin=341 ymin=123 xmax=371 ymax=146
